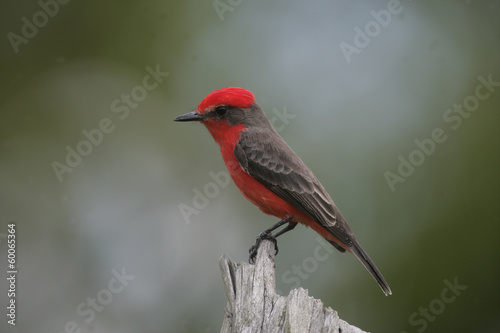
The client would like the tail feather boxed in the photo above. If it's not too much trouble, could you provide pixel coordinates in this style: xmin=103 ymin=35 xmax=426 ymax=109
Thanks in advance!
xmin=350 ymin=241 xmax=392 ymax=296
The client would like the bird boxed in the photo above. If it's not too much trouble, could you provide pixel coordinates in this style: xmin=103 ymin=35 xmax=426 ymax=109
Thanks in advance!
xmin=174 ymin=87 xmax=392 ymax=296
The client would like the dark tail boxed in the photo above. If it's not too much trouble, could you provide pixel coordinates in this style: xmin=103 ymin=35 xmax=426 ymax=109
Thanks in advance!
xmin=350 ymin=241 xmax=392 ymax=296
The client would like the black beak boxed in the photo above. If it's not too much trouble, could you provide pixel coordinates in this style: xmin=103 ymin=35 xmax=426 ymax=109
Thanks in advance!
xmin=174 ymin=111 xmax=204 ymax=122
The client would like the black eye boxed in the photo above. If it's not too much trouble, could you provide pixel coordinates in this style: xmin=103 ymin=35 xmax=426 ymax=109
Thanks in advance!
xmin=215 ymin=106 xmax=228 ymax=116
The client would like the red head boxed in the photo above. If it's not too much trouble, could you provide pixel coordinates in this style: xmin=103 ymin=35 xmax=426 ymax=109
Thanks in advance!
xmin=174 ymin=87 xmax=271 ymax=146
xmin=197 ymin=87 xmax=255 ymax=114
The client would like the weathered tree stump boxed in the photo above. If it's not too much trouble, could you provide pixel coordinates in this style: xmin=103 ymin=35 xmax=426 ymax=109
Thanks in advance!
xmin=219 ymin=240 xmax=367 ymax=333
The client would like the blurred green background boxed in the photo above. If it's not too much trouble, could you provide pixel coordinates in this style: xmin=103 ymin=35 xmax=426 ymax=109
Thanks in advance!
xmin=1 ymin=1 xmax=499 ymax=332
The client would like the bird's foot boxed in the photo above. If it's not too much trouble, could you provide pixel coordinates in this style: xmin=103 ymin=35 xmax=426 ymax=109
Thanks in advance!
xmin=248 ymin=231 xmax=278 ymax=264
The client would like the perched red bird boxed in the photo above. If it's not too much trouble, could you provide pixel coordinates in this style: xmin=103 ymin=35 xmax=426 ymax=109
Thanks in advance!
xmin=175 ymin=87 xmax=391 ymax=295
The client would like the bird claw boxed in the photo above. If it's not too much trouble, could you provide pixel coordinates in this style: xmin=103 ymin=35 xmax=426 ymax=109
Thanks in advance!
xmin=248 ymin=231 xmax=279 ymax=264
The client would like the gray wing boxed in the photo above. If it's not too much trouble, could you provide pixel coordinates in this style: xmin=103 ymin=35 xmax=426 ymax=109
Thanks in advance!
xmin=234 ymin=128 xmax=355 ymax=249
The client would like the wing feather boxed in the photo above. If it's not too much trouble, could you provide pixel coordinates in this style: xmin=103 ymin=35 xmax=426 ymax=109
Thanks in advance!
xmin=235 ymin=128 xmax=354 ymax=248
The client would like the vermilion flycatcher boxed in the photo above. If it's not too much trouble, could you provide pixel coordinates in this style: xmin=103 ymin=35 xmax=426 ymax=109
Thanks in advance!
xmin=175 ymin=87 xmax=391 ymax=295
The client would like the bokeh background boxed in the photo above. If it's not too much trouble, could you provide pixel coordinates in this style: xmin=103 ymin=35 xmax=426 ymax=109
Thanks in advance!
xmin=1 ymin=1 xmax=499 ymax=332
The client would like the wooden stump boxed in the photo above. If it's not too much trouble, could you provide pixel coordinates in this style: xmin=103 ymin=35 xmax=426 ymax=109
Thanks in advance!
xmin=219 ymin=240 xmax=368 ymax=333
